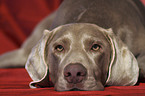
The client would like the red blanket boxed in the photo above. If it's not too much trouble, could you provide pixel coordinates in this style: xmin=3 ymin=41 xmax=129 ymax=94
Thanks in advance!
xmin=0 ymin=0 xmax=145 ymax=96
xmin=0 ymin=68 xmax=145 ymax=96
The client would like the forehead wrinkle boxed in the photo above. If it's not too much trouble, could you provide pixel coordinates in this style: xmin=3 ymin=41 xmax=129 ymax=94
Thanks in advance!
xmin=82 ymin=34 xmax=104 ymax=44
xmin=54 ymin=32 xmax=73 ymax=44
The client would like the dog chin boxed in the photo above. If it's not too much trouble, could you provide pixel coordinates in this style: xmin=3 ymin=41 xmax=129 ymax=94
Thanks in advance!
xmin=69 ymin=88 xmax=85 ymax=91
xmin=55 ymin=85 xmax=104 ymax=91
xmin=54 ymin=80 xmax=104 ymax=91
xmin=56 ymin=87 xmax=85 ymax=91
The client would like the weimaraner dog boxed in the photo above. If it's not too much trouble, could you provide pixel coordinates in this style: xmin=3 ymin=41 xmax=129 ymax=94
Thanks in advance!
xmin=0 ymin=0 xmax=145 ymax=91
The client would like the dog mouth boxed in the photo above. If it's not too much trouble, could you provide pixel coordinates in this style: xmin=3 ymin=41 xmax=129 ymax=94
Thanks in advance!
xmin=55 ymin=80 xmax=104 ymax=91
xmin=66 ymin=83 xmax=85 ymax=91
xmin=69 ymin=88 xmax=84 ymax=91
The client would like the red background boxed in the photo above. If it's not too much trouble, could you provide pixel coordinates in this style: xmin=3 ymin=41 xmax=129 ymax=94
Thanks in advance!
xmin=0 ymin=0 xmax=62 ymax=54
xmin=0 ymin=0 xmax=145 ymax=96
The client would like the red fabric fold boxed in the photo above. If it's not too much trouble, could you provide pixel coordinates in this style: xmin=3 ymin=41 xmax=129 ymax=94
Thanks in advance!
xmin=0 ymin=68 xmax=145 ymax=96
xmin=0 ymin=0 xmax=62 ymax=54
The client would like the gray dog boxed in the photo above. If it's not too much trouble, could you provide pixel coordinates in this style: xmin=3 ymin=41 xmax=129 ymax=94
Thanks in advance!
xmin=0 ymin=0 xmax=145 ymax=91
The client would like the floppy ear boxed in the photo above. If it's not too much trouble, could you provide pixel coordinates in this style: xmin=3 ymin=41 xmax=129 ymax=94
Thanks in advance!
xmin=104 ymin=28 xmax=139 ymax=86
xmin=25 ymin=30 xmax=53 ymax=88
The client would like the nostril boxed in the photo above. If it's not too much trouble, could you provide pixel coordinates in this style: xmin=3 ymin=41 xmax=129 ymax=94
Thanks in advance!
xmin=68 ymin=72 xmax=71 ymax=76
xmin=65 ymin=72 xmax=71 ymax=77
xmin=77 ymin=71 xmax=86 ymax=76
xmin=77 ymin=72 xmax=81 ymax=76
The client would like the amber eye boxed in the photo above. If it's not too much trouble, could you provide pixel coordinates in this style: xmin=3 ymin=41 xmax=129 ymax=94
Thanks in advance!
xmin=91 ymin=44 xmax=101 ymax=51
xmin=55 ymin=45 xmax=64 ymax=52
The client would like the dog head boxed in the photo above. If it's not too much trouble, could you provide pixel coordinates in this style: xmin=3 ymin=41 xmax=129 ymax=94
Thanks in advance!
xmin=25 ymin=23 xmax=139 ymax=91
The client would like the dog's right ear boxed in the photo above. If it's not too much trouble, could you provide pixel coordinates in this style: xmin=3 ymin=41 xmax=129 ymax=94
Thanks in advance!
xmin=25 ymin=29 xmax=53 ymax=88
xmin=103 ymin=28 xmax=139 ymax=86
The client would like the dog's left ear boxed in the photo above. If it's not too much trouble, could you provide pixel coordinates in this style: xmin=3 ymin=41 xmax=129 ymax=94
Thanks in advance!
xmin=25 ymin=29 xmax=53 ymax=88
xmin=103 ymin=28 xmax=139 ymax=86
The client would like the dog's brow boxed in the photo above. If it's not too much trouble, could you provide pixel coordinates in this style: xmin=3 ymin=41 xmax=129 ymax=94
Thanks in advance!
xmin=82 ymin=34 xmax=103 ymax=43
xmin=55 ymin=33 xmax=73 ymax=43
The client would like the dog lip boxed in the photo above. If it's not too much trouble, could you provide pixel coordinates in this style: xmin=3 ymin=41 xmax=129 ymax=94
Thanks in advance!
xmin=67 ymin=84 xmax=85 ymax=91
xmin=69 ymin=88 xmax=84 ymax=91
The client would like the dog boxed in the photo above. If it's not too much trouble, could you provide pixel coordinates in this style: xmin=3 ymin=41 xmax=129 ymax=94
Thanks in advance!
xmin=0 ymin=0 xmax=145 ymax=91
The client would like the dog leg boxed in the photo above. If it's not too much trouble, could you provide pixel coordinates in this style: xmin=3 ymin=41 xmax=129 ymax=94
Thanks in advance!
xmin=0 ymin=49 xmax=28 ymax=68
xmin=0 ymin=11 xmax=56 ymax=68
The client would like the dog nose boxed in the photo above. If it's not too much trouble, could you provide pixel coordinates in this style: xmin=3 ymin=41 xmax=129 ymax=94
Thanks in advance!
xmin=64 ymin=63 xmax=87 ymax=84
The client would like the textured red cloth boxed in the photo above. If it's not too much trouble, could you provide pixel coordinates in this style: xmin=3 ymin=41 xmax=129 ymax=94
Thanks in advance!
xmin=0 ymin=0 xmax=62 ymax=54
xmin=0 ymin=0 xmax=145 ymax=96
xmin=0 ymin=68 xmax=145 ymax=96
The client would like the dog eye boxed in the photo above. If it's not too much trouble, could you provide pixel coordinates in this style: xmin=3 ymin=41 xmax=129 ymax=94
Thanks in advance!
xmin=91 ymin=44 xmax=101 ymax=51
xmin=55 ymin=45 xmax=64 ymax=52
